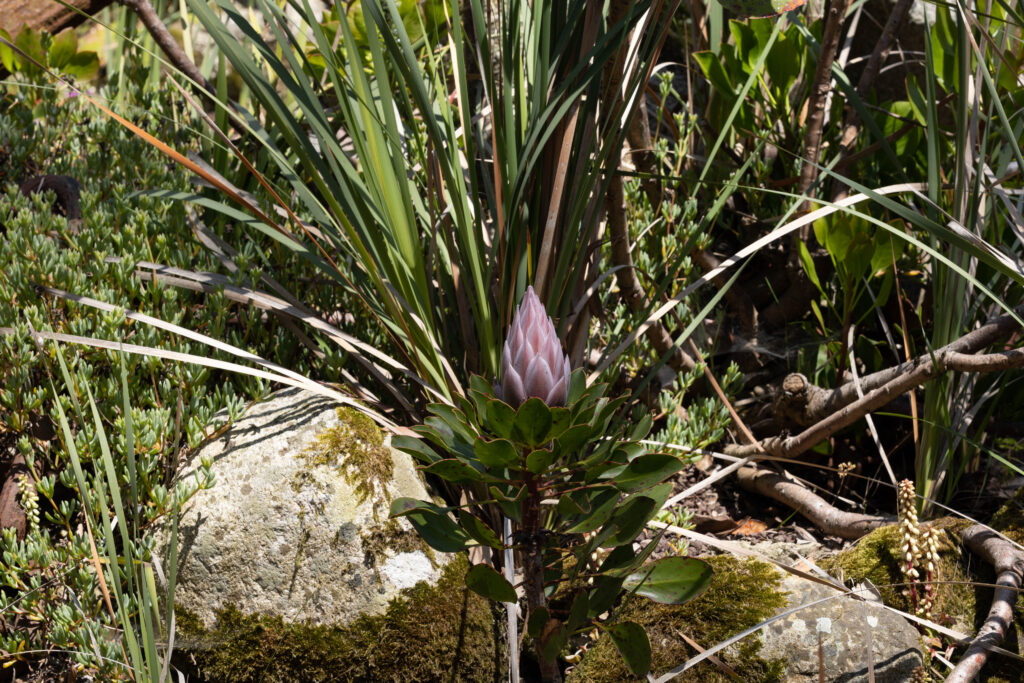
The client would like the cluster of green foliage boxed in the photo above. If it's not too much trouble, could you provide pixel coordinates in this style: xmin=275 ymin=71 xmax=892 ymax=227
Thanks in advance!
xmin=0 ymin=61 xmax=326 ymax=675
xmin=391 ymin=371 xmax=713 ymax=676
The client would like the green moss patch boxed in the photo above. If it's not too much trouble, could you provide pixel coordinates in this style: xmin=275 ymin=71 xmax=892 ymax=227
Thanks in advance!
xmin=567 ymin=555 xmax=788 ymax=682
xmin=174 ymin=554 xmax=504 ymax=682
xmin=302 ymin=407 xmax=393 ymax=505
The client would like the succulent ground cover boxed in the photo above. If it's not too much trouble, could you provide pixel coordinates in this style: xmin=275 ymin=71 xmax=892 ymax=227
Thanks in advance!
xmin=1 ymin=0 xmax=1023 ymax=680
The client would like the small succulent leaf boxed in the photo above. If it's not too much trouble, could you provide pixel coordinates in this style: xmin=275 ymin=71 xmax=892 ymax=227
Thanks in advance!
xmin=514 ymin=397 xmax=553 ymax=445
xmin=484 ymin=398 xmax=517 ymax=439
xmin=419 ymin=459 xmax=484 ymax=483
xmin=392 ymin=435 xmax=442 ymax=464
xmin=554 ymin=423 xmax=594 ymax=457
xmin=623 ymin=557 xmax=714 ymax=605
xmin=473 ymin=436 xmax=519 ymax=468
xmin=547 ymin=407 xmax=572 ymax=440
xmin=601 ymin=453 xmax=685 ymax=492
xmin=608 ymin=621 xmax=651 ymax=676
xmin=564 ymin=487 xmax=620 ymax=533
xmin=566 ymin=591 xmax=590 ymax=634
xmin=525 ymin=447 xmax=556 ymax=474
xmin=465 ymin=563 xmax=518 ymax=603
xmin=388 ymin=498 xmax=471 ymax=552
xmin=527 ymin=606 xmax=550 ymax=638
xmin=457 ymin=510 xmax=503 ymax=548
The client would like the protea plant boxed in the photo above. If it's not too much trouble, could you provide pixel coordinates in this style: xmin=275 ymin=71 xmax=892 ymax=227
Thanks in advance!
xmin=499 ymin=286 xmax=572 ymax=408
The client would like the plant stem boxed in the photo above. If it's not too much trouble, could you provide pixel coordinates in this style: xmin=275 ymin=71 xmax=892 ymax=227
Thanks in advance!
xmin=521 ymin=470 xmax=561 ymax=682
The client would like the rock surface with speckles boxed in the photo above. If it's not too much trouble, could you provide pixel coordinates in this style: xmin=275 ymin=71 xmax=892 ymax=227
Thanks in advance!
xmin=759 ymin=572 xmax=924 ymax=682
xmin=158 ymin=387 xmax=448 ymax=630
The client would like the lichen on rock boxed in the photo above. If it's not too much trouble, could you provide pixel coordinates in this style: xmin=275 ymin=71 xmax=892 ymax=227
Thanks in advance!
xmin=302 ymin=406 xmax=394 ymax=506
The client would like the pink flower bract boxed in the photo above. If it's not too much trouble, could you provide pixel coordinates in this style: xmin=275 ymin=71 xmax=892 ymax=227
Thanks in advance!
xmin=499 ymin=286 xmax=571 ymax=408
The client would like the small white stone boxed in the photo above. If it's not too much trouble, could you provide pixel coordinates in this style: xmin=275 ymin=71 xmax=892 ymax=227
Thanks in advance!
xmin=866 ymin=615 xmax=879 ymax=628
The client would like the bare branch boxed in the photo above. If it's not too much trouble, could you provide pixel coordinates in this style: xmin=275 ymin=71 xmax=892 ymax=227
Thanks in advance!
xmin=735 ymin=467 xmax=893 ymax=539
xmin=946 ymin=526 xmax=1024 ymax=683
xmin=117 ymin=0 xmax=214 ymax=96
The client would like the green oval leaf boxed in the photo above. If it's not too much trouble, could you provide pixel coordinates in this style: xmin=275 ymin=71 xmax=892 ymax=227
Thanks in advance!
xmin=608 ymin=621 xmax=651 ymax=676
xmin=484 ymin=398 xmax=516 ymax=439
xmin=389 ymin=498 xmax=470 ymax=552
xmin=474 ymin=436 xmax=519 ymax=468
xmin=564 ymin=487 xmax=620 ymax=533
xmin=602 ymin=453 xmax=685 ymax=492
xmin=419 ymin=458 xmax=483 ymax=483
xmin=623 ymin=557 xmax=714 ymax=605
xmin=525 ymin=447 xmax=556 ymax=474
xmin=457 ymin=510 xmax=502 ymax=548
xmin=514 ymin=397 xmax=553 ymax=445
xmin=465 ymin=563 xmax=517 ymax=603
xmin=392 ymin=434 xmax=442 ymax=464
xmin=48 ymin=28 xmax=77 ymax=69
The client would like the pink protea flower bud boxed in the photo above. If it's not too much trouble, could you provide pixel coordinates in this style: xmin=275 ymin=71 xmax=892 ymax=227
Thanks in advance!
xmin=499 ymin=286 xmax=571 ymax=408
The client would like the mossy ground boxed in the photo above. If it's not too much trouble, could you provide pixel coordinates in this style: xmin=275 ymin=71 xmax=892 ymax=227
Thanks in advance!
xmin=823 ymin=496 xmax=1024 ymax=683
xmin=173 ymin=553 xmax=505 ymax=682
xmin=566 ymin=555 xmax=788 ymax=682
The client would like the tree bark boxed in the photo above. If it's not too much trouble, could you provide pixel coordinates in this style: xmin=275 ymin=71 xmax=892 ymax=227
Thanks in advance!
xmin=0 ymin=0 xmax=113 ymax=39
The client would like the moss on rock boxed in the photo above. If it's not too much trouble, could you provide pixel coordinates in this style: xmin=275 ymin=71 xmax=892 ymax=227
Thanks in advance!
xmin=302 ymin=407 xmax=393 ymax=505
xmin=566 ymin=555 xmax=788 ymax=682
xmin=174 ymin=553 xmax=504 ymax=682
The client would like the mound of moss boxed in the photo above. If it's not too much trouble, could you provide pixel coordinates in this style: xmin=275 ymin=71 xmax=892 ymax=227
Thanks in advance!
xmin=567 ymin=555 xmax=788 ymax=682
xmin=174 ymin=553 xmax=505 ymax=682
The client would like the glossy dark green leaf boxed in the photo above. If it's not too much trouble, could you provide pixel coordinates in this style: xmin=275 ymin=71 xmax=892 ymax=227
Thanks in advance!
xmin=525 ymin=447 xmax=556 ymax=474
xmin=547 ymin=407 xmax=572 ymax=440
xmin=608 ymin=621 xmax=651 ymax=676
xmin=392 ymin=435 xmax=442 ymax=464
xmin=457 ymin=510 xmax=503 ymax=548
xmin=566 ymin=367 xmax=588 ymax=405
xmin=465 ymin=563 xmax=518 ymax=603
xmin=623 ymin=557 xmax=714 ymax=605
xmin=588 ymin=575 xmax=625 ymax=617
xmin=419 ymin=458 xmax=483 ymax=483
xmin=600 ymin=494 xmax=659 ymax=547
xmin=514 ymin=397 xmax=553 ymax=445
xmin=485 ymin=398 xmax=517 ymax=439
xmin=388 ymin=498 xmax=470 ymax=552
xmin=628 ymin=412 xmax=653 ymax=441
xmin=566 ymin=592 xmax=590 ymax=634
xmin=489 ymin=484 xmax=526 ymax=522
xmin=474 ymin=436 xmax=519 ymax=468
xmin=601 ymin=453 xmax=685 ymax=492
xmin=554 ymin=423 xmax=594 ymax=457
xmin=564 ymin=487 xmax=620 ymax=533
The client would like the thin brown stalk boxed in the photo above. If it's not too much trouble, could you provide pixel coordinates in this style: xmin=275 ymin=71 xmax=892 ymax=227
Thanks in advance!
xmin=117 ymin=0 xmax=214 ymax=96
xmin=797 ymin=0 xmax=852 ymax=219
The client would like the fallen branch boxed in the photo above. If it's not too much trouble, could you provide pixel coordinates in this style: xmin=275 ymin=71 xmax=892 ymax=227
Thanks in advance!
xmin=946 ymin=525 xmax=1024 ymax=683
xmin=735 ymin=467 xmax=893 ymax=539
xmin=727 ymin=343 xmax=1024 ymax=459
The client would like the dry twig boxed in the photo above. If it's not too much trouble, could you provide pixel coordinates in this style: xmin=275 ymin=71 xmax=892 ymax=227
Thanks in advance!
xmin=946 ymin=525 xmax=1024 ymax=682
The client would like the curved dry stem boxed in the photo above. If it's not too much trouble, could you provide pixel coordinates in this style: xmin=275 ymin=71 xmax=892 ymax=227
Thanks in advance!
xmin=945 ymin=525 xmax=1024 ymax=683
xmin=735 ymin=466 xmax=893 ymax=539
